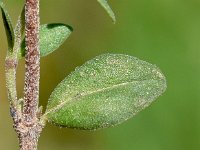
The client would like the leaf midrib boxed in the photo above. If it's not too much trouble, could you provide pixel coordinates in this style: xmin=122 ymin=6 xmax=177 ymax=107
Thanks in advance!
xmin=45 ymin=79 xmax=160 ymax=115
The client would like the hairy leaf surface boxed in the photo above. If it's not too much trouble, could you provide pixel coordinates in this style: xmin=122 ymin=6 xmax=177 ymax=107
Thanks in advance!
xmin=14 ymin=5 xmax=25 ymax=53
xmin=45 ymin=54 xmax=167 ymax=130
xmin=20 ymin=23 xmax=72 ymax=57
xmin=15 ymin=5 xmax=25 ymax=37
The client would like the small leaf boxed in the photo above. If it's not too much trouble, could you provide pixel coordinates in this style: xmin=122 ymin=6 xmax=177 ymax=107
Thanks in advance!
xmin=15 ymin=5 xmax=25 ymax=38
xmin=97 ymin=0 xmax=116 ymax=23
xmin=45 ymin=54 xmax=167 ymax=130
xmin=0 ymin=1 xmax=15 ymax=50
xmin=14 ymin=5 xmax=25 ymax=51
xmin=20 ymin=23 xmax=73 ymax=57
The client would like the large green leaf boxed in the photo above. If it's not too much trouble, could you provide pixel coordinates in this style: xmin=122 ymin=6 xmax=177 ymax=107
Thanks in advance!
xmin=97 ymin=0 xmax=116 ymax=23
xmin=45 ymin=54 xmax=167 ymax=130
xmin=0 ymin=2 xmax=14 ymax=50
xmin=20 ymin=23 xmax=73 ymax=57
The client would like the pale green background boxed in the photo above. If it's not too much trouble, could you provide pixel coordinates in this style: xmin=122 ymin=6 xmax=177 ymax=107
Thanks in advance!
xmin=0 ymin=0 xmax=200 ymax=149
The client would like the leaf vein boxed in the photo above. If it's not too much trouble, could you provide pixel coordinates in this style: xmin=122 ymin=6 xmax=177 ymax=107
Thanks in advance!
xmin=45 ymin=79 xmax=153 ymax=115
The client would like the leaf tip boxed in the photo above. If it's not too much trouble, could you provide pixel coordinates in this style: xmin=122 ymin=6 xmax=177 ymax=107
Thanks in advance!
xmin=97 ymin=0 xmax=116 ymax=23
xmin=66 ymin=24 xmax=73 ymax=32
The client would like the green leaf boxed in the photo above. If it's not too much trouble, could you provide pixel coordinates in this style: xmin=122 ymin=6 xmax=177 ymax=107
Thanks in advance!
xmin=97 ymin=0 xmax=116 ymax=23
xmin=20 ymin=23 xmax=73 ymax=57
xmin=45 ymin=54 xmax=167 ymax=130
xmin=15 ymin=5 xmax=25 ymax=37
xmin=14 ymin=5 xmax=25 ymax=51
xmin=0 ymin=1 xmax=15 ymax=50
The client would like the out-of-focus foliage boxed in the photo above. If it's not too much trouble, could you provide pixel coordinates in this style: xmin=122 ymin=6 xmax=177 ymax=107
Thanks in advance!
xmin=0 ymin=1 xmax=14 ymax=50
xmin=0 ymin=0 xmax=200 ymax=150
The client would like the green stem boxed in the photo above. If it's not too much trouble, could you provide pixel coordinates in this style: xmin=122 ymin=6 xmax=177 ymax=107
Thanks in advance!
xmin=5 ymin=5 xmax=24 ymax=125
xmin=5 ymin=12 xmax=23 ymax=149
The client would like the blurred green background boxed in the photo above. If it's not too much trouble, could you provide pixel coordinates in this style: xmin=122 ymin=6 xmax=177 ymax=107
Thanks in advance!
xmin=0 ymin=0 xmax=200 ymax=149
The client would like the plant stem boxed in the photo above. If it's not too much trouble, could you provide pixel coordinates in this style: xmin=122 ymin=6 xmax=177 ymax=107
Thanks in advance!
xmin=24 ymin=0 xmax=40 ymax=123
xmin=4 ymin=0 xmax=44 ymax=149
xmin=17 ymin=0 xmax=42 ymax=149
xmin=5 ymin=52 xmax=21 ymax=130
xmin=5 ymin=0 xmax=23 ymax=142
xmin=5 ymin=1 xmax=23 ymax=121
